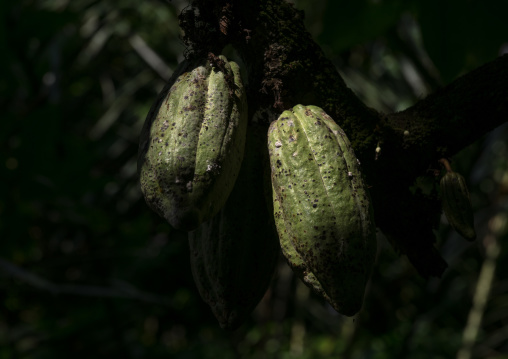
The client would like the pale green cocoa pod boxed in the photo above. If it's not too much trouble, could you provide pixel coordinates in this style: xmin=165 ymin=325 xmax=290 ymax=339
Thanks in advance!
xmin=138 ymin=56 xmax=247 ymax=231
xmin=272 ymin=184 xmax=335 ymax=304
xmin=268 ymin=104 xmax=377 ymax=316
xmin=441 ymin=171 xmax=476 ymax=241
xmin=189 ymin=126 xmax=280 ymax=330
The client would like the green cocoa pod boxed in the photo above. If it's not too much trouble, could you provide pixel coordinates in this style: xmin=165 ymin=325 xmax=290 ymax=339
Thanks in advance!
xmin=440 ymin=171 xmax=476 ymax=241
xmin=273 ymin=184 xmax=335 ymax=304
xmin=138 ymin=56 xmax=247 ymax=231
xmin=268 ymin=104 xmax=377 ymax=316
xmin=189 ymin=127 xmax=280 ymax=330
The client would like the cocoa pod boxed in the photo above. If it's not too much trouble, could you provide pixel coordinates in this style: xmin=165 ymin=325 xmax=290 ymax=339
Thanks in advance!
xmin=268 ymin=104 xmax=377 ymax=316
xmin=440 ymin=171 xmax=476 ymax=241
xmin=189 ymin=126 xmax=280 ymax=330
xmin=272 ymin=184 xmax=334 ymax=304
xmin=138 ymin=56 xmax=247 ymax=230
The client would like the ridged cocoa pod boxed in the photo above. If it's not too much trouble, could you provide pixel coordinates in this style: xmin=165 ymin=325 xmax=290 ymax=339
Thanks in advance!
xmin=441 ymin=171 xmax=476 ymax=241
xmin=272 ymin=184 xmax=334 ymax=303
xmin=189 ymin=126 xmax=280 ymax=330
xmin=138 ymin=56 xmax=247 ymax=231
xmin=268 ymin=104 xmax=377 ymax=316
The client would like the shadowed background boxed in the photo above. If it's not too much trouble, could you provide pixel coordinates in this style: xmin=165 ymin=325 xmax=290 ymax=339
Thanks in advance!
xmin=1 ymin=0 xmax=507 ymax=358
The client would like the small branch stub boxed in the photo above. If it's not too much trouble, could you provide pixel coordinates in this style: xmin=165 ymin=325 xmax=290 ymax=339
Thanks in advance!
xmin=439 ymin=158 xmax=453 ymax=173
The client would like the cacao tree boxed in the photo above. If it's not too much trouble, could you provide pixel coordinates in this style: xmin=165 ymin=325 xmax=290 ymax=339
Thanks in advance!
xmin=2 ymin=0 xmax=508 ymax=357
xmin=175 ymin=0 xmax=508 ymax=279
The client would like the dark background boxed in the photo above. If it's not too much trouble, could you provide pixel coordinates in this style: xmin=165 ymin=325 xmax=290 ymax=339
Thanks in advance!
xmin=1 ymin=0 xmax=507 ymax=357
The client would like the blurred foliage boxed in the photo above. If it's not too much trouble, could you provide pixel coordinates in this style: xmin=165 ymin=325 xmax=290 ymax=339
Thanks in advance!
xmin=1 ymin=0 xmax=507 ymax=358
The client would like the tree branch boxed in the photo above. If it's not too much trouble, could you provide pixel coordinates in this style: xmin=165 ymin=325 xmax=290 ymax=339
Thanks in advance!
xmin=372 ymin=55 xmax=508 ymax=277
xmin=389 ymin=54 xmax=508 ymax=160
xmin=179 ymin=0 xmax=508 ymax=278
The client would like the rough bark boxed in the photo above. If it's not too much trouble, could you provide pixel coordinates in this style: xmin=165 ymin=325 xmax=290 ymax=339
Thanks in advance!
xmin=178 ymin=0 xmax=508 ymax=278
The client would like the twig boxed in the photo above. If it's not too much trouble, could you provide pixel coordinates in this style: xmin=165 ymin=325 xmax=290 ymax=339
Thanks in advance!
xmin=439 ymin=158 xmax=453 ymax=172
xmin=89 ymin=69 xmax=154 ymax=140
xmin=0 ymin=258 xmax=171 ymax=305
xmin=456 ymin=213 xmax=505 ymax=359
xmin=128 ymin=33 xmax=173 ymax=81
